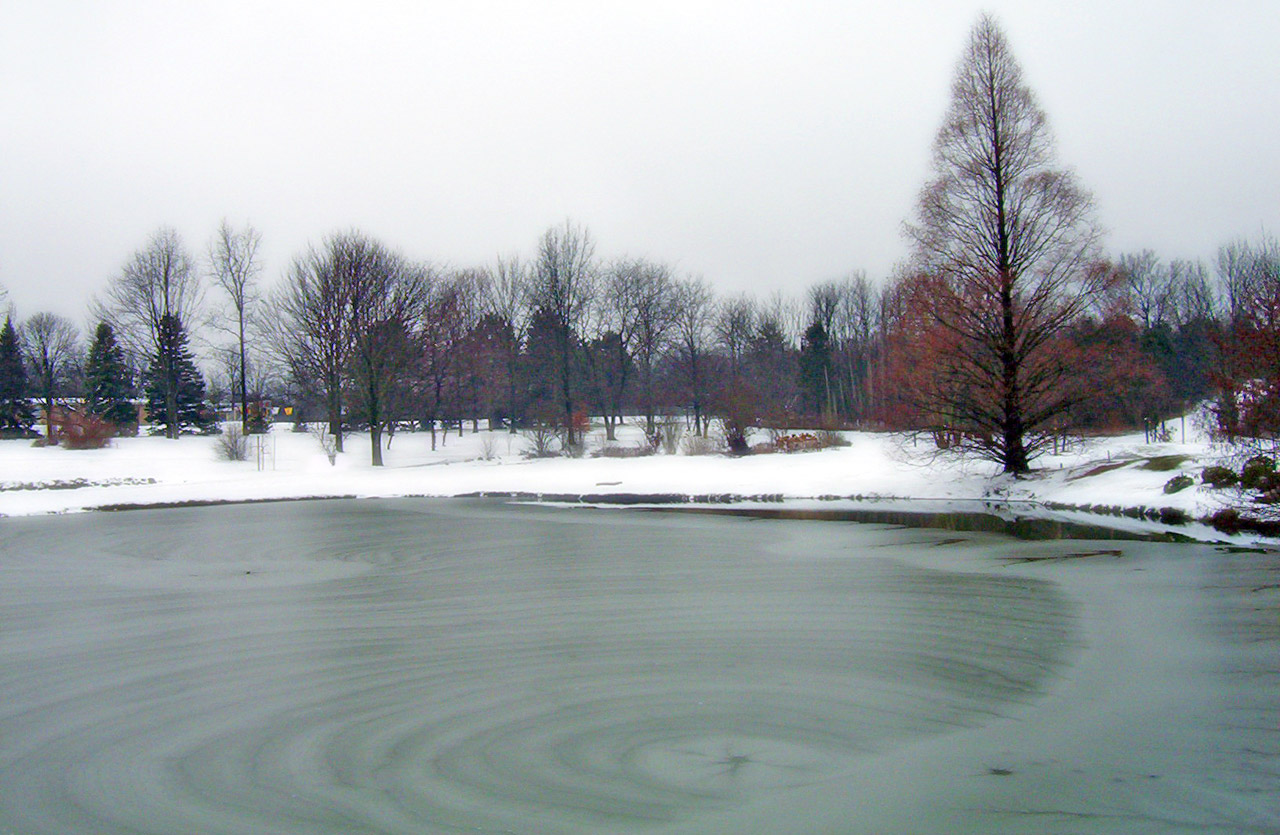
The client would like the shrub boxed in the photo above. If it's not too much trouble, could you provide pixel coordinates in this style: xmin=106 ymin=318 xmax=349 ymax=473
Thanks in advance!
xmin=215 ymin=424 xmax=249 ymax=461
xmin=775 ymin=433 xmax=823 ymax=453
xmin=723 ymin=422 xmax=750 ymax=455
xmin=1201 ymin=465 xmax=1238 ymax=488
xmin=815 ymin=429 xmax=851 ymax=449
xmin=1158 ymin=506 xmax=1189 ymax=525
xmin=718 ymin=385 xmax=759 ymax=456
xmin=522 ymin=420 xmax=561 ymax=458
xmin=312 ymin=424 xmax=338 ymax=465
xmin=596 ymin=443 xmax=655 ymax=459
xmin=1208 ymin=507 xmax=1242 ymax=533
xmin=682 ymin=433 xmax=723 ymax=456
xmin=656 ymin=416 xmax=684 ymax=455
xmin=57 ymin=412 xmax=117 ymax=450
xmin=1240 ymin=455 xmax=1277 ymax=490
xmin=1163 ymin=474 xmax=1194 ymax=494
xmin=1257 ymin=487 xmax=1280 ymax=505
xmin=1141 ymin=454 xmax=1190 ymax=472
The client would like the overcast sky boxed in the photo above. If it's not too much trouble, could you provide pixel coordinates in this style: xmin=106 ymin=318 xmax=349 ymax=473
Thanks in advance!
xmin=2 ymin=1 xmax=1277 ymax=324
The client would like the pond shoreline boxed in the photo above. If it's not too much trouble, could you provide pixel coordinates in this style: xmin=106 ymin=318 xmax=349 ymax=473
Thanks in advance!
xmin=54 ymin=488 xmax=1273 ymax=545
xmin=3 ymin=423 xmax=1273 ymax=541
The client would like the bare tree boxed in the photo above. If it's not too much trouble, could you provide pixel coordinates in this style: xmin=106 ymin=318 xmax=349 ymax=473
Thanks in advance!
xmin=905 ymin=14 xmax=1103 ymax=473
xmin=418 ymin=276 xmax=461 ymax=449
xmin=269 ymin=242 xmax=351 ymax=452
xmin=1217 ymin=239 xmax=1262 ymax=326
xmin=96 ymin=227 xmax=204 ymax=439
xmin=835 ymin=271 xmax=879 ymax=419
xmin=442 ymin=268 xmax=486 ymax=436
xmin=802 ymin=280 xmax=843 ymax=418
xmin=1169 ymin=258 xmax=1216 ymax=325
xmin=341 ymin=235 xmax=433 ymax=466
xmin=807 ymin=281 xmax=841 ymax=333
xmin=672 ymin=276 xmax=716 ymax=435
xmin=577 ymin=257 xmax=679 ymax=441
xmin=715 ymin=294 xmax=757 ymax=387
xmin=487 ymin=254 xmax=531 ymax=433
xmin=1212 ymin=234 xmax=1280 ymax=444
xmin=211 ymin=343 xmax=272 ymax=428
xmin=631 ymin=260 xmax=677 ymax=436
xmin=529 ymin=220 xmax=596 ymax=448
xmin=270 ymin=232 xmax=432 ymax=465
xmin=1116 ymin=250 xmax=1173 ymax=328
xmin=761 ymin=291 xmax=803 ymax=346
xmin=209 ymin=220 xmax=262 ymax=433
xmin=21 ymin=312 xmax=79 ymax=444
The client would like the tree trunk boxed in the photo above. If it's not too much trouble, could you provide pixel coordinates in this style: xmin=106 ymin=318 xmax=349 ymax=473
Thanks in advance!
xmin=560 ymin=336 xmax=575 ymax=448
xmin=370 ymin=424 xmax=383 ymax=466
xmin=238 ymin=316 xmax=249 ymax=435
xmin=368 ymin=379 xmax=383 ymax=466
xmin=165 ymin=376 xmax=179 ymax=440
xmin=327 ymin=382 xmax=343 ymax=453
xmin=506 ymin=347 xmax=520 ymax=434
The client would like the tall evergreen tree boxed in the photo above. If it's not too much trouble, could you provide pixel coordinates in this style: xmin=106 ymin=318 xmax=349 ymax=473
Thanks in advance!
xmin=0 ymin=317 xmax=34 ymax=434
xmin=798 ymin=320 xmax=832 ymax=418
xmin=142 ymin=314 xmax=211 ymax=436
xmin=85 ymin=322 xmax=138 ymax=429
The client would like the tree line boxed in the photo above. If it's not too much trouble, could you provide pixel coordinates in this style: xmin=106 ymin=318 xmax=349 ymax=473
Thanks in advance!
xmin=1 ymin=14 xmax=1276 ymax=476
xmin=1 ymin=221 xmax=1274 ymax=461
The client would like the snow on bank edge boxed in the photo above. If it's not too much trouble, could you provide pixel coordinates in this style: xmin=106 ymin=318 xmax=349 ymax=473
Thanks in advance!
xmin=0 ymin=423 xmax=1264 ymax=542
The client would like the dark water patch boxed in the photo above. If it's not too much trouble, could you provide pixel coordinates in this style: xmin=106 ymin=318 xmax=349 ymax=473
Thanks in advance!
xmin=94 ymin=494 xmax=358 ymax=512
xmin=1002 ymin=548 xmax=1125 ymax=564
xmin=464 ymin=492 xmax=1213 ymax=542
xmin=657 ymin=505 xmax=1182 ymax=542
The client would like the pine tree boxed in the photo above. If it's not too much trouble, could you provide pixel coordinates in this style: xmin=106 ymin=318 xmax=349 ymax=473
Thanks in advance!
xmin=0 ymin=317 xmax=35 ymax=434
xmin=85 ymin=322 xmax=137 ymax=430
xmin=143 ymin=314 xmax=211 ymax=436
xmin=798 ymin=320 xmax=832 ymax=418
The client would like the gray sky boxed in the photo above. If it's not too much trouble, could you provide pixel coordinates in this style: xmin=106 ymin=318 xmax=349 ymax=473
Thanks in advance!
xmin=2 ymin=1 xmax=1277 ymax=324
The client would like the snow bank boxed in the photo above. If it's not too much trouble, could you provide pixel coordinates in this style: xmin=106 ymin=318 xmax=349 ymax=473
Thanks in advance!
xmin=0 ymin=420 xmax=1250 ymax=539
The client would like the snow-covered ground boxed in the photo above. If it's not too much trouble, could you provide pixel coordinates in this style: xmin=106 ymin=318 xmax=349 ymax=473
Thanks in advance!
xmin=0 ymin=418 xmax=1254 ymax=540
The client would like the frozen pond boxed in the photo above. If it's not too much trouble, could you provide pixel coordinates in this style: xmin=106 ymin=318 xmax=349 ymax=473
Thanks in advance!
xmin=1 ymin=499 xmax=1276 ymax=833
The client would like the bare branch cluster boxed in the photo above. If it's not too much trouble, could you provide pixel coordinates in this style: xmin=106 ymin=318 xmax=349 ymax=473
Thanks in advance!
xmin=905 ymin=14 xmax=1104 ymax=473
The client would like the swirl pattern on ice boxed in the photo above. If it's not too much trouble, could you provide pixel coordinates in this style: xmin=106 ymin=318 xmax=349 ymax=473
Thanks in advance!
xmin=0 ymin=500 xmax=1075 ymax=833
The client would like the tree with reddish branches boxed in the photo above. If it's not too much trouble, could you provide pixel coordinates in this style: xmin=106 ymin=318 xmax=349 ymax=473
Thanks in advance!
xmin=905 ymin=14 xmax=1104 ymax=473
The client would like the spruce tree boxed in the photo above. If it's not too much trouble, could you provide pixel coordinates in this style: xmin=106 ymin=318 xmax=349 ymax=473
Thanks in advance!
xmin=798 ymin=320 xmax=832 ymax=418
xmin=0 ymin=317 xmax=34 ymax=434
xmin=85 ymin=322 xmax=137 ymax=429
xmin=143 ymin=314 xmax=211 ymax=436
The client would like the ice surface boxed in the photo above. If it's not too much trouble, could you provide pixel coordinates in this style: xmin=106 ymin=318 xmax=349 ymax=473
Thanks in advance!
xmin=1 ymin=499 xmax=1275 ymax=833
